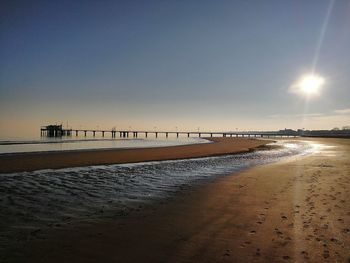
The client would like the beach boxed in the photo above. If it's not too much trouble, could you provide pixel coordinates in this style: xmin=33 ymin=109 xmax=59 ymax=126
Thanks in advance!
xmin=3 ymin=1 xmax=350 ymax=262
xmin=19 ymin=137 xmax=350 ymax=262
xmin=0 ymin=137 xmax=271 ymax=173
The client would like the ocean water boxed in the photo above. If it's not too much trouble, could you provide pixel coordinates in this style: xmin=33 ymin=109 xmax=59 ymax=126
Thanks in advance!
xmin=0 ymin=137 xmax=208 ymax=154
xmin=0 ymin=139 xmax=323 ymax=259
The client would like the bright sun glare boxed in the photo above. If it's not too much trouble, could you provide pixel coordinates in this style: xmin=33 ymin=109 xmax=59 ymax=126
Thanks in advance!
xmin=298 ymin=74 xmax=325 ymax=95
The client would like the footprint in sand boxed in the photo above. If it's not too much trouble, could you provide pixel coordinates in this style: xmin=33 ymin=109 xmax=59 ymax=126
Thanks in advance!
xmin=301 ymin=251 xmax=309 ymax=259
xmin=240 ymin=240 xmax=251 ymax=248
xmin=222 ymin=249 xmax=231 ymax=257
xmin=323 ymin=250 xmax=330 ymax=259
xmin=255 ymin=248 xmax=261 ymax=256
xmin=330 ymin=237 xmax=342 ymax=245
xmin=275 ymin=230 xmax=283 ymax=237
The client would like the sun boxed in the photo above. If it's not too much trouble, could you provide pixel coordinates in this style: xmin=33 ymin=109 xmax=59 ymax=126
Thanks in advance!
xmin=299 ymin=74 xmax=325 ymax=95
xmin=289 ymin=73 xmax=325 ymax=97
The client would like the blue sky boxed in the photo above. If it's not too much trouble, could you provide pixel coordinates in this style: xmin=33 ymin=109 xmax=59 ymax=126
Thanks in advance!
xmin=1 ymin=0 xmax=350 ymax=137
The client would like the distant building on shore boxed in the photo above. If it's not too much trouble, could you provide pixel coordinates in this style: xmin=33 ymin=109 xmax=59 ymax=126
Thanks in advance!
xmin=41 ymin=124 xmax=71 ymax=137
xmin=299 ymin=128 xmax=350 ymax=138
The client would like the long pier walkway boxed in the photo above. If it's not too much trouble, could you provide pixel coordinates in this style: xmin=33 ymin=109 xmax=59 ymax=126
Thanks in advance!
xmin=40 ymin=126 xmax=298 ymax=138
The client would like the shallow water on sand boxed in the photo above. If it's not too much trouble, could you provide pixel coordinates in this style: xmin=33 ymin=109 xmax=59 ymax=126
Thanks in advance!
xmin=0 ymin=140 xmax=320 ymax=258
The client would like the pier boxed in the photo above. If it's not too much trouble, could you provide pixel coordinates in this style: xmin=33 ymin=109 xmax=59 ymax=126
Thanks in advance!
xmin=40 ymin=125 xmax=72 ymax=137
xmin=40 ymin=125 xmax=299 ymax=138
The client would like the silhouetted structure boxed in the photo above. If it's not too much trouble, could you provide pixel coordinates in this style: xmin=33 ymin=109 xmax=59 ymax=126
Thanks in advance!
xmin=41 ymin=125 xmax=71 ymax=137
xmin=40 ymin=125 xmax=350 ymax=139
xmin=40 ymin=125 xmax=298 ymax=138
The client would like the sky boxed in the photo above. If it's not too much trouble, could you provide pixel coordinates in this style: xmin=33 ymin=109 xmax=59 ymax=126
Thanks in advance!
xmin=1 ymin=0 xmax=350 ymax=138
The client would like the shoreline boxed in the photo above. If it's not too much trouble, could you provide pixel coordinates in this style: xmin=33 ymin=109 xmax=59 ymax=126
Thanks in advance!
xmin=23 ymin=137 xmax=350 ymax=262
xmin=0 ymin=138 xmax=272 ymax=173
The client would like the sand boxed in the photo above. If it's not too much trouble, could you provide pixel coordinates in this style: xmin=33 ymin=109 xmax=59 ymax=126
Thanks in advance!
xmin=0 ymin=137 xmax=271 ymax=173
xmin=21 ymin=138 xmax=350 ymax=263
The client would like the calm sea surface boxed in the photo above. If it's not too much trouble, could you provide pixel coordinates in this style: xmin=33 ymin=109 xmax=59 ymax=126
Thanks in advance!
xmin=0 ymin=136 xmax=208 ymax=154
xmin=0 ymin=139 xmax=324 ymax=261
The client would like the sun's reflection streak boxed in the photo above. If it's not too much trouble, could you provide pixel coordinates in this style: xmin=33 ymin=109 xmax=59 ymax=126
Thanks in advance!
xmin=291 ymin=140 xmax=335 ymax=261
xmin=311 ymin=0 xmax=335 ymax=74
xmin=298 ymin=0 xmax=334 ymax=138
xmin=294 ymin=1 xmax=336 ymax=252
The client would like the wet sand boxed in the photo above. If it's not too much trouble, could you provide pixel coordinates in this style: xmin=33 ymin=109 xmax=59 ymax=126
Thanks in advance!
xmin=23 ymin=138 xmax=350 ymax=263
xmin=0 ymin=138 xmax=271 ymax=173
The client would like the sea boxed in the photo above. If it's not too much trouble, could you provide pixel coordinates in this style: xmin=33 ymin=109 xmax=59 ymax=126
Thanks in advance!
xmin=0 ymin=135 xmax=208 ymax=154
xmin=0 ymin=135 xmax=323 ymax=260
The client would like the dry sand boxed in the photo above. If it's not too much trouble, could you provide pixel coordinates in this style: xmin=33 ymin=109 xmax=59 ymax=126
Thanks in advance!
xmin=0 ymin=138 xmax=270 ymax=173
xmin=17 ymin=138 xmax=350 ymax=262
